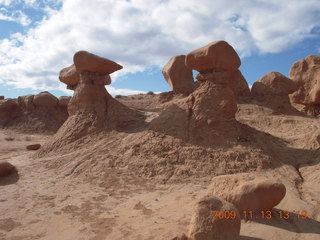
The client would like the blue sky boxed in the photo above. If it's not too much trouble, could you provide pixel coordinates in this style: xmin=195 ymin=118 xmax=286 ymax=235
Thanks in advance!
xmin=0 ymin=0 xmax=320 ymax=98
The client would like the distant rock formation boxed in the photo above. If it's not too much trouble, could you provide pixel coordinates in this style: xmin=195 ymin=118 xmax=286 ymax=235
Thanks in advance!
xmin=251 ymin=72 xmax=300 ymax=114
xmin=188 ymin=196 xmax=241 ymax=240
xmin=0 ymin=92 xmax=68 ymax=132
xmin=162 ymin=55 xmax=195 ymax=94
xmin=290 ymin=55 xmax=320 ymax=115
xmin=206 ymin=173 xmax=286 ymax=212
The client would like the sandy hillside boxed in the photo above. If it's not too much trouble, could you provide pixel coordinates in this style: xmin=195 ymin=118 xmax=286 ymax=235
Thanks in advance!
xmin=0 ymin=93 xmax=319 ymax=240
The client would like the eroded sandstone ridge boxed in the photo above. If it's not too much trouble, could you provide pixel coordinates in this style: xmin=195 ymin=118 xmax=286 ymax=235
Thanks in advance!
xmin=0 ymin=92 xmax=69 ymax=132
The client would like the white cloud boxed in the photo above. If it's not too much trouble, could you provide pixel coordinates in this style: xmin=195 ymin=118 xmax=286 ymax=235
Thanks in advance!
xmin=106 ymin=86 xmax=145 ymax=96
xmin=0 ymin=0 xmax=12 ymax=6
xmin=0 ymin=0 xmax=319 ymax=93
xmin=0 ymin=8 xmax=31 ymax=26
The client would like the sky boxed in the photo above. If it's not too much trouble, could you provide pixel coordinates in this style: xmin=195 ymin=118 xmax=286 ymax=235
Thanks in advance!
xmin=0 ymin=0 xmax=320 ymax=98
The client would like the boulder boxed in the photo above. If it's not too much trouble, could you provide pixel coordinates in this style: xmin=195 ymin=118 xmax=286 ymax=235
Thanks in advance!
xmin=58 ymin=96 xmax=72 ymax=108
xmin=186 ymin=41 xmax=241 ymax=72
xmin=18 ymin=94 xmax=35 ymax=113
xmin=189 ymin=196 xmax=240 ymax=240
xmin=252 ymin=72 xmax=298 ymax=96
xmin=73 ymin=50 xmax=123 ymax=74
xmin=162 ymin=55 xmax=195 ymax=94
xmin=26 ymin=144 xmax=41 ymax=150
xmin=206 ymin=173 xmax=286 ymax=212
xmin=59 ymin=64 xmax=80 ymax=85
xmin=290 ymin=55 xmax=320 ymax=106
xmin=0 ymin=161 xmax=16 ymax=178
xmin=33 ymin=92 xmax=58 ymax=107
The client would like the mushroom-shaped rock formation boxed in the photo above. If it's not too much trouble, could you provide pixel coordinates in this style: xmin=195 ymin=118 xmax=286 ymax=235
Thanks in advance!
xmin=59 ymin=63 xmax=112 ymax=90
xmin=206 ymin=173 xmax=286 ymax=212
xmin=186 ymin=40 xmax=241 ymax=72
xmin=251 ymin=72 xmax=299 ymax=114
xmin=185 ymin=41 xmax=241 ymax=122
xmin=290 ymin=55 xmax=320 ymax=115
xmin=33 ymin=91 xmax=59 ymax=107
xmin=162 ymin=55 xmax=195 ymax=94
xmin=37 ymin=51 xmax=143 ymax=155
xmin=73 ymin=50 xmax=123 ymax=74
xmin=188 ymin=196 xmax=241 ymax=240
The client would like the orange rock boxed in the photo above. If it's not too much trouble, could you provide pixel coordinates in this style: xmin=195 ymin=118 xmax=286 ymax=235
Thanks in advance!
xmin=189 ymin=196 xmax=240 ymax=240
xmin=252 ymin=72 xmax=298 ymax=96
xmin=59 ymin=64 xmax=80 ymax=85
xmin=290 ymin=55 xmax=320 ymax=105
xmin=206 ymin=173 xmax=286 ymax=212
xmin=26 ymin=144 xmax=41 ymax=150
xmin=162 ymin=55 xmax=195 ymax=94
xmin=186 ymin=40 xmax=241 ymax=72
xmin=73 ymin=50 xmax=123 ymax=74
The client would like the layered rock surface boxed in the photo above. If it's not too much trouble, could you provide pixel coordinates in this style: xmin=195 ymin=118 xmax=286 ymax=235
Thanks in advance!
xmin=290 ymin=55 xmax=320 ymax=115
xmin=0 ymin=92 xmax=68 ymax=132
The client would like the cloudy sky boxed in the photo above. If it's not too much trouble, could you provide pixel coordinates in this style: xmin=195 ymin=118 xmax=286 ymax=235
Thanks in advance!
xmin=0 ymin=0 xmax=320 ymax=97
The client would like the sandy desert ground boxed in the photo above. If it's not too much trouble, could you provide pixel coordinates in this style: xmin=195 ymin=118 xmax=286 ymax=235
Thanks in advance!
xmin=0 ymin=93 xmax=319 ymax=240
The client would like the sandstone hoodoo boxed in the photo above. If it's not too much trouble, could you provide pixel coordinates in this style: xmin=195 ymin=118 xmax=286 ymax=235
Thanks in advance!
xmin=251 ymin=72 xmax=299 ymax=114
xmin=206 ymin=173 xmax=286 ymax=212
xmin=290 ymin=55 xmax=320 ymax=115
xmin=185 ymin=41 xmax=240 ymax=122
xmin=188 ymin=196 xmax=241 ymax=240
xmin=38 ymin=50 xmax=143 ymax=155
xmin=33 ymin=91 xmax=58 ymax=107
xmin=162 ymin=55 xmax=195 ymax=94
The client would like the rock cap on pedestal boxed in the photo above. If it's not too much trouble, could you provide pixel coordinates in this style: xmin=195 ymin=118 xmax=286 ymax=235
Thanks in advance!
xmin=186 ymin=40 xmax=241 ymax=72
xmin=73 ymin=50 xmax=123 ymax=74
xmin=59 ymin=64 xmax=80 ymax=85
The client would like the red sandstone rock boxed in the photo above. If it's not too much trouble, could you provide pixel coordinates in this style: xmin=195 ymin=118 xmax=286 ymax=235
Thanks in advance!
xmin=290 ymin=55 xmax=320 ymax=105
xmin=58 ymin=96 xmax=72 ymax=108
xmin=73 ymin=50 xmax=123 ymax=74
xmin=18 ymin=94 xmax=35 ymax=113
xmin=0 ymin=96 xmax=4 ymax=100
xmin=33 ymin=92 xmax=58 ymax=107
xmin=188 ymin=196 xmax=240 ymax=240
xmin=59 ymin=64 xmax=80 ymax=85
xmin=0 ymin=161 xmax=16 ymax=178
xmin=252 ymin=72 xmax=298 ymax=96
xmin=186 ymin=41 xmax=241 ymax=72
xmin=162 ymin=55 xmax=195 ymax=94
xmin=206 ymin=173 xmax=286 ymax=212
xmin=0 ymin=99 xmax=18 ymax=111
xmin=26 ymin=144 xmax=41 ymax=150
